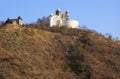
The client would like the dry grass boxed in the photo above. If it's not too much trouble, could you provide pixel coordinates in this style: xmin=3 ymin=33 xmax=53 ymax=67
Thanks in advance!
xmin=0 ymin=24 xmax=120 ymax=79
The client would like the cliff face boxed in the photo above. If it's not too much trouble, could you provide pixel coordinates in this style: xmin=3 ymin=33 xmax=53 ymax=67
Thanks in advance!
xmin=0 ymin=25 xmax=120 ymax=79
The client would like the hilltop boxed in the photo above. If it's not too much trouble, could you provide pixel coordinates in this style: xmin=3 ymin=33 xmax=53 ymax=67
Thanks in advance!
xmin=0 ymin=24 xmax=120 ymax=79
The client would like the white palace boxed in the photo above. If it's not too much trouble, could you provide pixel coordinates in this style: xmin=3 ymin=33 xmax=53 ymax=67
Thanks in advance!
xmin=37 ymin=9 xmax=79 ymax=28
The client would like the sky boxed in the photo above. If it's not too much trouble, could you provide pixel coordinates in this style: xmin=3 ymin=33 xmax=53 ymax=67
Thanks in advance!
xmin=0 ymin=0 xmax=120 ymax=39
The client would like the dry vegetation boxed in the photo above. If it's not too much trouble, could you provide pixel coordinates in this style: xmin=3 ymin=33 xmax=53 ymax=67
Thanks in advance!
xmin=0 ymin=24 xmax=120 ymax=79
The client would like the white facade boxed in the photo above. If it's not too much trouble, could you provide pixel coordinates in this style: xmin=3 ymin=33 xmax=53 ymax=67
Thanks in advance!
xmin=37 ymin=9 xmax=79 ymax=28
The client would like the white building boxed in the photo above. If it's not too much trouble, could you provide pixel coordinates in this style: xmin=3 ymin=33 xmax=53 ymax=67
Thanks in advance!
xmin=37 ymin=9 xmax=79 ymax=28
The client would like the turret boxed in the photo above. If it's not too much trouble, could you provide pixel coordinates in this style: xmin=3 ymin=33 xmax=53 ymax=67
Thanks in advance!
xmin=17 ymin=16 xmax=23 ymax=25
xmin=56 ymin=8 xmax=61 ymax=16
xmin=18 ymin=16 xmax=23 ymax=20
xmin=5 ymin=18 xmax=10 ymax=24
xmin=65 ymin=10 xmax=70 ymax=20
xmin=65 ymin=10 xmax=70 ymax=17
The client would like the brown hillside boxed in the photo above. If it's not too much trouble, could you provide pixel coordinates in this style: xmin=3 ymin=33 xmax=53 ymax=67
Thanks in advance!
xmin=0 ymin=24 xmax=120 ymax=79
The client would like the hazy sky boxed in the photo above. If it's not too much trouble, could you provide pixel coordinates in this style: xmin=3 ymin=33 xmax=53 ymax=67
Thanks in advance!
xmin=0 ymin=0 xmax=120 ymax=39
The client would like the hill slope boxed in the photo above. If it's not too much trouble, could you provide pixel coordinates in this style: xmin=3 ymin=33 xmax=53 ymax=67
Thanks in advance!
xmin=0 ymin=24 xmax=120 ymax=79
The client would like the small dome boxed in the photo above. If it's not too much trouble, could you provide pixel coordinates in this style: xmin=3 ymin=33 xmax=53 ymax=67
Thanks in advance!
xmin=57 ymin=8 xmax=61 ymax=11
xmin=66 ymin=10 xmax=69 ymax=13
xmin=18 ymin=16 xmax=23 ymax=20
